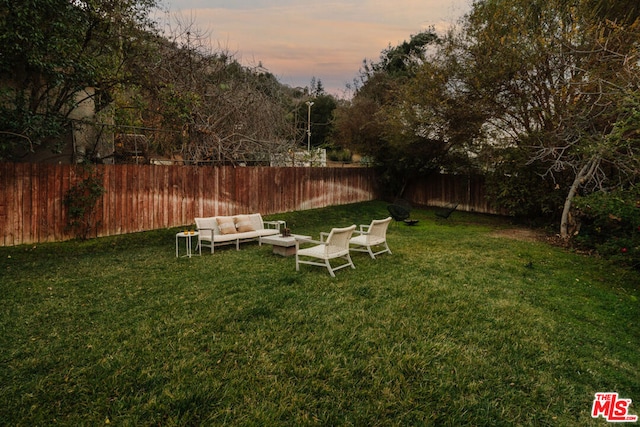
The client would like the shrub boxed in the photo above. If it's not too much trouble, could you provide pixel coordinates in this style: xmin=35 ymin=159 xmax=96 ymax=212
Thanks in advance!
xmin=64 ymin=166 xmax=105 ymax=240
xmin=484 ymin=150 xmax=564 ymax=219
xmin=573 ymin=186 xmax=640 ymax=269
xmin=327 ymin=148 xmax=352 ymax=162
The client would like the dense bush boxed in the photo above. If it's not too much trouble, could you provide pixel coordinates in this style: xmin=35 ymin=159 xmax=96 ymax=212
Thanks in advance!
xmin=484 ymin=148 xmax=565 ymax=220
xmin=327 ymin=148 xmax=352 ymax=162
xmin=573 ymin=186 xmax=640 ymax=269
xmin=64 ymin=167 xmax=105 ymax=240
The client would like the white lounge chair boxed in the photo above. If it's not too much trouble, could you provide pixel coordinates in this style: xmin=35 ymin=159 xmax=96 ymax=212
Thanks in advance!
xmin=349 ymin=217 xmax=392 ymax=259
xmin=296 ymin=225 xmax=356 ymax=277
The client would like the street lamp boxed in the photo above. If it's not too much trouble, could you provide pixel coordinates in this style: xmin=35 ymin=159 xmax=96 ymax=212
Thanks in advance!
xmin=305 ymin=101 xmax=314 ymax=153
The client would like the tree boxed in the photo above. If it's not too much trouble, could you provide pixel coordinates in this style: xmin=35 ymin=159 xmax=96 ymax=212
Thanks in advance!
xmin=458 ymin=0 xmax=640 ymax=237
xmin=132 ymin=17 xmax=300 ymax=165
xmin=360 ymin=30 xmax=439 ymax=80
xmin=0 ymin=3 xmax=304 ymax=165
xmin=333 ymin=30 xmax=442 ymax=196
xmin=332 ymin=88 xmax=385 ymax=156
xmin=0 ymin=0 xmax=160 ymax=160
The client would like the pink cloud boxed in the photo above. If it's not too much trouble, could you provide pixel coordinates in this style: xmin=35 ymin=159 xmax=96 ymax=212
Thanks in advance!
xmin=168 ymin=1 xmax=471 ymax=95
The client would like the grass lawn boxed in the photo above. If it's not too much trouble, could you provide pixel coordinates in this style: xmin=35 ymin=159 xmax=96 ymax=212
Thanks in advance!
xmin=1 ymin=200 xmax=638 ymax=426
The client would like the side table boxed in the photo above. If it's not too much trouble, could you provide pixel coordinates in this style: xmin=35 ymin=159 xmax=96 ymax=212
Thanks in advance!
xmin=265 ymin=220 xmax=287 ymax=231
xmin=176 ymin=231 xmax=200 ymax=258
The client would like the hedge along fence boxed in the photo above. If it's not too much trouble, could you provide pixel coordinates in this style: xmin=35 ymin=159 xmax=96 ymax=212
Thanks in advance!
xmin=0 ymin=163 xmax=379 ymax=246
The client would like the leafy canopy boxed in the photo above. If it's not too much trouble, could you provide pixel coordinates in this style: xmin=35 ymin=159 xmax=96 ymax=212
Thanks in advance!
xmin=0 ymin=0 xmax=160 ymax=160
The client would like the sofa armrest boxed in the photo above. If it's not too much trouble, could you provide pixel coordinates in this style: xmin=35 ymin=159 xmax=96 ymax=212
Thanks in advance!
xmin=355 ymin=224 xmax=371 ymax=235
xmin=196 ymin=227 xmax=216 ymax=239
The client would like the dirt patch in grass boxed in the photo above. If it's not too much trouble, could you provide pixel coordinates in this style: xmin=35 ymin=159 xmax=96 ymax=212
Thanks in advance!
xmin=490 ymin=227 xmax=600 ymax=258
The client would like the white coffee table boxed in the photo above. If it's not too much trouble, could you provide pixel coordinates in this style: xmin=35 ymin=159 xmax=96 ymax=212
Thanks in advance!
xmin=261 ymin=234 xmax=311 ymax=257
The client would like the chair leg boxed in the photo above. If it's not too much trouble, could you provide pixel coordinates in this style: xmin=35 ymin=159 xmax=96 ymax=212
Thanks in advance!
xmin=347 ymin=253 xmax=355 ymax=269
xmin=367 ymin=246 xmax=376 ymax=259
xmin=325 ymin=259 xmax=335 ymax=277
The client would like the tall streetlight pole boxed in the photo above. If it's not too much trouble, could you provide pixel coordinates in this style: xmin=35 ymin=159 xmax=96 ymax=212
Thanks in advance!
xmin=305 ymin=101 xmax=314 ymax=153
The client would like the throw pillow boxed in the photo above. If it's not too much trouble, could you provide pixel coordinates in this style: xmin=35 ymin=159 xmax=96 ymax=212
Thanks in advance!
xmin=216 ymin=216 xmax=237 ymax=235
xmin=235 ymin=215 xmax=256 ymax=233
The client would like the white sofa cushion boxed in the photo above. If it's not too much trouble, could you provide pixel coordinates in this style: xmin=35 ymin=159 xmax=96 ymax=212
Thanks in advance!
xmin=212 ymin=233 xmax=241 ymax=243
xmin=256 ymin=228 xmax=279 ymax=237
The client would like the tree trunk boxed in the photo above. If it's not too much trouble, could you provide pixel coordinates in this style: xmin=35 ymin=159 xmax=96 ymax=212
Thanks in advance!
xmin=559 ymin=157 xmax=600 ymax=239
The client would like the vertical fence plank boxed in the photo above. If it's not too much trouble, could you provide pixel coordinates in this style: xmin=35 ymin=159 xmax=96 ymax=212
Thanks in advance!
xmin=149 ymin=166 xmax=157 ymax=229
xmin=13 ymin=162 xmax=22 ymax=245
xmin=178 ymin=167 xmax=185 ymax=226
xmin=126 ymin=164 xmax=135 ymax=232
xmin=117 ymin=164 xmax=125 ymax=235
xmin=126 ymin=164 xmax=136 ymax=233
xmin=195 ymin=166 xmax=204 ymax=218
xmin=204 ymin=166 xmax=213 ymax=217
xmin=13 ymin=163 xmax=25 ymax=245
xmin=45 ymin=163 xmax=57 ymax=242
xmin=28 ymin=163 xmax=38 ymax=243
xmin=166 ymin=166 xmax=175 ymax=228
xmin=156 ymin=166 xmax=164 ymax=228
xmin=139 ymin=165 xmax=149 ymax=231
xmin=102 ymin=164 xmax=113 ymax=237
xmin=0 ymin=163 xmax=12 ymax=246
xmin=219 ymin=167 xmax=230 ymax=215
xmin=37 ymin=164 xmax=48 ymax=242
xmin=174 ymin=166 xmax=182 ymax=227
xmin=183 ymin=166 xmax=190 ymax=225
xmin=58 ymin=165 xmax=70 ymax=239
xmin=161 ymin=165 xmax=169 ymax=228
xmin=0 ymin=163 xmax=5 ymax=246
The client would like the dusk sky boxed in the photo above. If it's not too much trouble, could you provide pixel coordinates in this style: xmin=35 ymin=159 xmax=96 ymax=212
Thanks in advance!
xmin=163 ymin=1 xmax=472 ymax=96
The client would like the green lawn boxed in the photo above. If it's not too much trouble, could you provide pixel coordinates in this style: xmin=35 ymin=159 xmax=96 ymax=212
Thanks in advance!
xmin=1 ymin=201 xmax=638 ymax=426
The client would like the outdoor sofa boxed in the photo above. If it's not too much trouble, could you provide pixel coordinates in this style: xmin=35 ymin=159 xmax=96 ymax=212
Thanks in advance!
xmin=195 ymin=214 xmax=281 ymax=253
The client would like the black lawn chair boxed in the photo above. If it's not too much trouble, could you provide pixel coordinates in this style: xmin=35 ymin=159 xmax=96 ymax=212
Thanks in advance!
xmin=387 ymin=202 xmax=418 ymax=226
xmin=435 ymin=202 xmax=459 ymax=220
xmin=392 ymin=198 xmax=412 ymax=212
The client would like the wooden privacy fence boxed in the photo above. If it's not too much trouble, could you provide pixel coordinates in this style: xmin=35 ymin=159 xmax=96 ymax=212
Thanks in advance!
xmin=0 ymin=163 xmax=378 ymax=246
xmin=404 ymin=173 xmax=500 ymax=215
xmin=0 ymin=163 xmax=502 ymax=247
